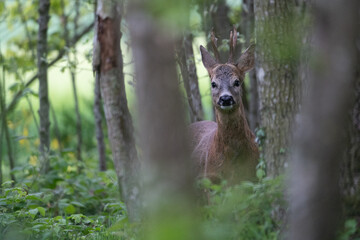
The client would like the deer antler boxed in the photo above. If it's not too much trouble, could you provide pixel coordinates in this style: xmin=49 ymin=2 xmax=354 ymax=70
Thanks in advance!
xmin=210 ymin=30 xmax=221 ymax=62
xmin=228 ymin=26 xmax=237 ymax=63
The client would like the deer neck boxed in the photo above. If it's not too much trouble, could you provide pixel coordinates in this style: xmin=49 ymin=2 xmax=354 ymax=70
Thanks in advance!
xmin=214 ymin=102 xmax=254 ymax=154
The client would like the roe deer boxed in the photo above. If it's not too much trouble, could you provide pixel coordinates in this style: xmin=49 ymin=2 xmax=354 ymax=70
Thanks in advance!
xmin=190 ymin=29 xmax=259 ymax=184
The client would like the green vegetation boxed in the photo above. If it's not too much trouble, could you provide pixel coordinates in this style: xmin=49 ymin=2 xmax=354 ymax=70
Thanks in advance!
xmin=0 ymin=158 xmax=285 ymax=239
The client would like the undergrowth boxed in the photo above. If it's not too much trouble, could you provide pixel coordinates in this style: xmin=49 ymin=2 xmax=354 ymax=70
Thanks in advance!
xmin=0 ymin=156 xmax=357 ymax=240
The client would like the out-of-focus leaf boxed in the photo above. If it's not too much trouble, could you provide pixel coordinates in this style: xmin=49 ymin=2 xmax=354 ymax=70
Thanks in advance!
xmin=37 ymin=207 xmax=46 ymax=216
xmin=64 ymin=204 xmax=76 ymax=214
xmin=0 ymin=2 xmax=5 ymax=15
xmin=28 ymin=208 xmax=39 ymax=219
xmin=70 ymin=201 xmax=85 ymax=208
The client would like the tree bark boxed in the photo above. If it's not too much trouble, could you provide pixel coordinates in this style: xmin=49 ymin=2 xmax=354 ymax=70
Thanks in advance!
xmin=93 ymin=0 xmax=107 ymax=172
xmin=254 ymin=0 xmax=300 ymax=177
xmin=93 ymin=0 xmax=140 ymax=222
xmin=243 ymin=0 xmax=259 ymax=131
xmin=198 ymin=0 xmax=234 ymax=121
xmin=288 ymin=0 xmax=359 ymax=239
xmin=211 ymin=0 xmax=233 ymax=63
xmin=340 ymin=26 xmax=360 ymax=217
xmin=177 ymin=33 xmax=204 ymax=122
xmin=0 ymin=66 xmax=16 ymax=184
xmin=94 ymin=71 xmax=107 ymax=171
xmin=37 ymin=0 xmax=51 ymax=173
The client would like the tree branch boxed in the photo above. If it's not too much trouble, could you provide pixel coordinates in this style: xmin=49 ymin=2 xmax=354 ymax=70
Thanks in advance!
xmin=6 ymin=22 xmax=94 ymax=113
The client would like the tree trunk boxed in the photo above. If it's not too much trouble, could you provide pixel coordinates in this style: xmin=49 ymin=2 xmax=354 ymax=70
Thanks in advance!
xmin=254 ymin=0 xmax=300 ymax=177
xmin=340 ymin=29 xmax=360 ymax=218
xmin=71 ymin=0 xmax=83 ymax=164
xmin=61 ymin=0 xmax=83 ymax=163
xmin=243 ymin=0 xmax=259 ymax=131
xmin=128 ymin=1 xmax=199 ymax=238
xmin=93 ymin=0 xmax=107 ymax=172
xmin=93 ymin=0 xmax=140 ymax=222
xmin=198 ymin=0 xmax=233 ymax=121
xmin=37 ymin=0 xmax=51 ymax=173
xmin=0 ymin=66 xmax=16 ymax=184
xmin=176 ymin=33 xmax=204 ymax=122
xmin=288 ymin=0 xmax=359 ymax=239
xmin=94 ymin=71 xmax=107 ymax=171
xmin=211 ymin=0 xmax=233 ymax=63
xmin=0 ymin=69 xmax=5 ymax=188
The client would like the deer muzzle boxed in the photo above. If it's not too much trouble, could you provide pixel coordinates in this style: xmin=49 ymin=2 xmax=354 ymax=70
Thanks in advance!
xmin=218 ymin=95 xmax=235 ymax=110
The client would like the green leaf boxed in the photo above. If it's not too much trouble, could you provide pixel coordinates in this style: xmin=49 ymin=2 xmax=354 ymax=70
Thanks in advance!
xmin=26 ymin=193 xmax=43 ymax=202
xmin=256 ymin=169 xmax=265 ymax=180
xmin=53 ymin=225 xmax=61 ymax=234
xmin=2 ymin=180 xmax=14 ymax=188
xmin=70 ymin=201 xmax=85 ymax=208
xmin=28 ymin=208 xmax=39 ymax=219
xmin=70 ymin=214 xmax=83 ymax=224
xmin=256 ymin=128 xmax=265 ymax=138
xmin=64 ymin=204 xmax=76 ymax=214
xmin=344 ymin=219 xmax=357 ymax=235
xmin=37 ymin=207 xmax=46 ymax=216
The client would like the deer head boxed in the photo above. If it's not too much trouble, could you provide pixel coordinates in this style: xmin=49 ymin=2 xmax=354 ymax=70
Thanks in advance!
xmin=200 ymin=28 xmax=255 ymax=113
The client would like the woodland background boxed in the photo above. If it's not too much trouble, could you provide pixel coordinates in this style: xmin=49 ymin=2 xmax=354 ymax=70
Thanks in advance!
xmin=0 ymin=0 xmax=359 ymax=239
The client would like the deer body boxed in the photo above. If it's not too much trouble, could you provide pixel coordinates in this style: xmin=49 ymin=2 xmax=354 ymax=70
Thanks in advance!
xmin=190 ymin=30 xmax=259 ymax=184
xmin=190 ymin=96 xmax=259 ymax=184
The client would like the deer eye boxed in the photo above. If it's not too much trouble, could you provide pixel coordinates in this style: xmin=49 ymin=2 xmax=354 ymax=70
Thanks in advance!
xmin=234 ymin=80 xmax=240 ymax=87
xmin=211 ymin=82 xmax=217 ymax=88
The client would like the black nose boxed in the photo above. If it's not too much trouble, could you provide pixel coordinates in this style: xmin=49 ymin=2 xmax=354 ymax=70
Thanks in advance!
xmin=219 ymin=95 xmax=235 ymax=106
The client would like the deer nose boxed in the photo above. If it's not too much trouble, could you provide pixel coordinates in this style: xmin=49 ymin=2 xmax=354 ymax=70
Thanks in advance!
xmin=218 ymin=95 xmax=235 ymax=106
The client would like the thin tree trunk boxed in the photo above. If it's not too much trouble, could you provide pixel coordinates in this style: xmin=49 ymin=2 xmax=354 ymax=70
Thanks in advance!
xmin=37 ymin=0 xmax=51 ymax=173
xmin=61 ymin=0 xmax=82 ymax=163
xmin=71 ymin=0 xmax=83 ymax=163
xmin=210 ymin=0 xmax=232 ymax=63
xmin=254 ymin=0 xmax=300 ymax=177
xmin=288 ymin=0 xmax=359 ymax=239
xmin=0 ymin=124 xmax=3 ymax=190
xmin=0 ymin=73 xmax=16 ymax=184
xmin=243 ymin=0 xmax=259 ymax=131
xmin=92 ymin=0 xmax=106 ymax=172
xmin=0 ymin=51 xmax=4 ymax=189
xmin=93 ymin=0 xmax=140 ymax=222
xmin=128 ymin=2 xmax=199 ymax=237
xmin=176 ymin=33 xmax=203 ymax=122
xmin=3 ymin=112 xmax=15 ymax=183
xmin=94 ymin=71 xmax=107 ymax=171
xmin=0 ymin=66 xmax=5 ymax=188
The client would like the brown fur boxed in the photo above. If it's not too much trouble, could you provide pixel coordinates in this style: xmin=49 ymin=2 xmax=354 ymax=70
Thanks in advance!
xmin=190 ymin=44 xmax=259 ymax=184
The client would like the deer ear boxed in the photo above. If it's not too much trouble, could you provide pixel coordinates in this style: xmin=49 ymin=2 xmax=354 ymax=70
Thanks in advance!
xmin=200 ymin=45 xmax=217 ymax=72
xmin=236 ymin=44 xmax=255 ymax=73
